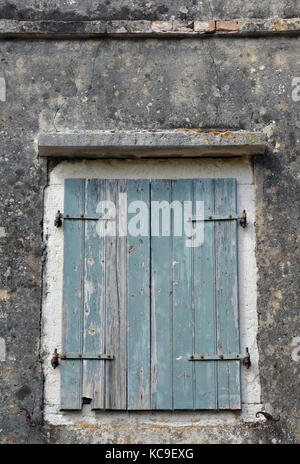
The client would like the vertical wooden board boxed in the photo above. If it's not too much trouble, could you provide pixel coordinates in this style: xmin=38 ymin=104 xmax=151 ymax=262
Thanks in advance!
xmin=105 ymin=180 xmax=127 ymax=409
xmin=214 ymin=179 xmax=241 ymax=409
xmin=172 ymin=180 xmax=194 ymax=409
xmin=61 ymin=178 xmax=85 ymax=410
xmin=127 ymin=180 xmax=151 ymax=409
xmin=116 ymin=179 xmax=128 ymax=409
xmin=194 ymin=179 xmax=218 ymax=409
xmin=150 ymin=180 xmax=172 ymax=410
xmin=83 ymin=179 xmax=106 ymax=409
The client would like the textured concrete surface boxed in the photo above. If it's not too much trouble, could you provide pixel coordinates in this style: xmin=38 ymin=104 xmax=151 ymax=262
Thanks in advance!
xmin=0 ymin=1 xmax=299 ymax=21
xmin=38 ymin=130 xmax=266 ymax=157
xmin=0 ymin=8 xmax=299 ymax=444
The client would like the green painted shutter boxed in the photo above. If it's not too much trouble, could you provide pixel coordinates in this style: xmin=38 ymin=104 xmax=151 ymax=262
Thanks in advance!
xmin=61 ymin=179 xmax=127 ymax=410
xmin=61 ymin=178 xmax=241 ymax=410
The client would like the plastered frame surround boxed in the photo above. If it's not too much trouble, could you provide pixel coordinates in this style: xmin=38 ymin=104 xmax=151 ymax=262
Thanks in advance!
xmin=42 ymin=157 xmax=263 ymax=427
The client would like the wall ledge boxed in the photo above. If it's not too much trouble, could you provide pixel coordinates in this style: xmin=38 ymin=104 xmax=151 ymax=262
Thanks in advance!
xmin=38 ymin=130 xmax=266 ymax=158
xmin=1 ymin=18 xmax=300 ymax=38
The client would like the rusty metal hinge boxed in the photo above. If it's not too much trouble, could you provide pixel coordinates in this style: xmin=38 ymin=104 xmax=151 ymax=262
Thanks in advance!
xmin=189 ymin=210 xmax=247 ymax=227
xmin=54 ymin=210 xmax=114 ymax=227
xmin=51 ymin=349 xmax=114 ymax=368
xmin=189 ymin=347 xmax=251 ymax=368
xmin=256 ymin=411 xmax=280 ymax=422
xmin=240 ymin=210 xmax=247 ymax=228
xmin=54 ymin=211 xmax=63 ymax=228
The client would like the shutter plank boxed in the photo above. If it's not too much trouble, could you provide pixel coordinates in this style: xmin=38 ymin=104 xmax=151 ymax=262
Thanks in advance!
xmin=83 ymin=179 xmax=106 ymax=409
xmin=172 ymin=180 xmax=194 ymax=409
xmin=150 ymin=180 xmax=172 ymax=410
xmin=215 ymin=179 xmax=241 ymax=409
xmin=61 ymin=179 xmax=85 ymax=410
xmin=127 ymin=180 xmax=151 ymax=409
xmin=105 ymin=180 xmax=127 ymax=409
xmin=194 ymin=179 xmax=218 ymax=409
xmin=116 ymin=179 xmax=128 ymax=409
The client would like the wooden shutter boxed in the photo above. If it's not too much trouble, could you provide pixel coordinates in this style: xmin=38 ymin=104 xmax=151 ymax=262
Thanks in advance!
xmin=61 ymin=179 xmax=127 ymax=410
xmin=61 ymin=178 xmax=241 ymax=410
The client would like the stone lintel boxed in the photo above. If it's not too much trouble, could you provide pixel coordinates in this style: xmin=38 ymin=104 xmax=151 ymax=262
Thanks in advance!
xmin=38 ymin=130 xmax=266 ymax=158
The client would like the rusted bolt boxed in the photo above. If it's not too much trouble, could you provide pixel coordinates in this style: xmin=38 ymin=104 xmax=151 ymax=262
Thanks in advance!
xmin=51 ymin=348 xmax=59 ymax=369
xmin=240 ymin=210 xmax=247 ymax=228
xmin=54 ymin=211 xmax=63 ymax=228
xmin=20 ymin=408 xmax=36 ymax=428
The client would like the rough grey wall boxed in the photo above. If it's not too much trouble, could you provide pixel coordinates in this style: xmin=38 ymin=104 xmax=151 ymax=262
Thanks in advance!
xmin=0 ymin=0 xmax=299 ymax=21
xmin=0 ymin=32 xmax=299 ymax=443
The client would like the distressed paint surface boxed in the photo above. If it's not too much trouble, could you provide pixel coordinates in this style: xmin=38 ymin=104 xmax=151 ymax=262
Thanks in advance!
xmin=61 ymin=178 xmax=240 ymax=410
xmin=61 ymin=179 xmax=85 ymax=410
xmin=83 ymin=179 xmax=106 ymax=409
xmin=150 ymin=180 xmax=173 ymax=409
xmin=172 ymin=180 xmax=194 ymax=409
xmin=105 ymin=180 xmax=127 ymax=409
xmin=194 ymin=179 xmax=218 ymax=409
xmin=127 ymin=180 xmax=151 ymax=409
xmin=215 ymin=179 xmax=241 ymax=409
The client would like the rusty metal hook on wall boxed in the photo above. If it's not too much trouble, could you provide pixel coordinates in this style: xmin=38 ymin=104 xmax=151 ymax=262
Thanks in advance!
xmin=256 ymin=411 xmax=280 ymax=422
xmin=20 ymin=407 xmax=36 ymax=428
xmin=54 ymin=210 xmax=63 ymax=228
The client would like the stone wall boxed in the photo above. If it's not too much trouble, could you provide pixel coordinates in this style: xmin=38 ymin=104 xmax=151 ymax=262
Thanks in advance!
xmin=0 ymin=2 xmax=299 ymax=443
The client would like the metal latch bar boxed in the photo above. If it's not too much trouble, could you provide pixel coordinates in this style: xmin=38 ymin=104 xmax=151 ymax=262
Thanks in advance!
xmin=189 ymin=348 xmax=251 ymax=368
xmin=60 ymin=352 xmax=114 ymax=360
xmin=188 ymin=210 xmax=247 ymax=228
xmin=51 ymin=349 xmax=114 ymax=368
xmin=189 ymin=353 xmax=243 ymax=360
xmin=189 ymin=214 xmax=239 ymax=221
xmin=62 ymin=215 xmax=114 ymax=220
xmin=189 ymin=211 xmax=246 ymax=222
xmin=54 ymin=210 xmax=114 ymax=227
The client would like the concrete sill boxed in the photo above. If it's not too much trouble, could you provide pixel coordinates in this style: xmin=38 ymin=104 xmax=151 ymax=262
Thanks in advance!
xmin=38 ymin=130 xmax=266 ymax=158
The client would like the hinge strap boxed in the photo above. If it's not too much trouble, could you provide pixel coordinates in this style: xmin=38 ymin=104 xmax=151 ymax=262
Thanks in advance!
xmin=189 ymin=354 xmax=244 ymax=360
xmin=189 ymin=348 xmax=251 ymax=368
xmin=189 ymin=211 xmax=246 ymax=222
xmin=59 ymin=353 xmax=114 ymax=360
xmin=51 ymin=349 xmax=114 ymax=368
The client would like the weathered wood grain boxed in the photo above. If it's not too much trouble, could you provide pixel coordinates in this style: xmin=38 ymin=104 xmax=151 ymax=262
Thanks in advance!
xmin=61 ymin=179 xmax=85 ymax=410
xmin=194 ymin=179 xmax=218 ymax=409
xmin=150 ymin=180 xmax=173 ymax=409
xmin=83 ymin=179 xmax=106 ymax=409
xmin=61 ymin=177 xmax=241 ymax=410
xmin=105 ymin=180 xmax=127 ymax=409
xmin=215 ymin=178 xmax=241 ymax=409
xmin=127 ymin=180 xmax=151 ymax=409
xmin=172 ymin=180 xmax=194 ymax=409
